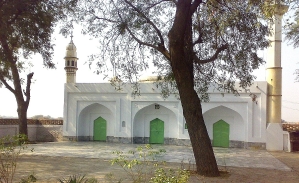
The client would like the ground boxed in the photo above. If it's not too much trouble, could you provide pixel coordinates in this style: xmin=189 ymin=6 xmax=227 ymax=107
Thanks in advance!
xmin=13 ymin=150 xmax=299 ymax=182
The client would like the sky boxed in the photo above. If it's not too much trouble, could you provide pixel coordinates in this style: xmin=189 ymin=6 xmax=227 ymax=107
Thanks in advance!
xmin=0 ymin=23 xmax=299 ymax=122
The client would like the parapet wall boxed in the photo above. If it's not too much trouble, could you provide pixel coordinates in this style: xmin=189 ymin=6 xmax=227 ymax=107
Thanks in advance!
xmin=0 ymin=119 xmax=63 ymax=142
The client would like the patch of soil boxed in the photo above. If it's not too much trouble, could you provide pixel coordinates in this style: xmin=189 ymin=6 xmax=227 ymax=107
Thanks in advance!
xmin=13 ymin=151 xmax=299 ymax=182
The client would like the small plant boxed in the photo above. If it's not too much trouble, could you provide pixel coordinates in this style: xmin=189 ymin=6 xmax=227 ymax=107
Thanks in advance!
xmin=19 ymin=174 xmax=37 ymax=183
xmin=106 ymin=144 xmax=189 ymax=183
xmin=58 ymin=174 xmax=98 ymax=183
xmin=0 ymin=134 xmax=28 ymax=183
xmin=106 ymin=144 xmax=166 ymax=183
xmin=150 ymin=168 xmax=190 ymax=183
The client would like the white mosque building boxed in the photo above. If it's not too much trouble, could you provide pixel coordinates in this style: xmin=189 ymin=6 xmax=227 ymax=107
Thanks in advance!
xmin=63 ymin=6 xmax=289 ymax=151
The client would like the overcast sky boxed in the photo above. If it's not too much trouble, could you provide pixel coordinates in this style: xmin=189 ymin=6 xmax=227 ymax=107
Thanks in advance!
xmin=0 ymin=23 xmax=298 ymax=122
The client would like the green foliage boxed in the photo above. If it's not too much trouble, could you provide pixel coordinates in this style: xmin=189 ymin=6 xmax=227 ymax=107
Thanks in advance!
xmin=150 ymin=168 xmax=190 ymax=183
xmin=106 ymin=144 xmax=189 ymax=183
xmin=0 ymin=0 xmax=69 ymax=135
xmin=0 ymin=135 xmax=28 ymax=183
xmin=58 ymin=175 xmax=98 ymax=183
xmin=283 ymin=1 xmax=299 ymax=81
xmin=66 ymin=0 xmax=273 ymax=98
xmin=19 ymin=174 xmax=37 ymax=183
xmin=285 ymin=10 xmax=299 ymax=47
xmin=0 ymin=0 xmax=67 ymax=69
xmin=285 ymin=1 xmax=299 ymax=47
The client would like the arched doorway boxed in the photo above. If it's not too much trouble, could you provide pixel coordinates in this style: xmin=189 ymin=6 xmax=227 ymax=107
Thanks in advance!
xmin=78 ymin=103 xmax=114 ymax=141
xmin=149 ymin=118 xmax=164 ymax=144
xmin=213 ymin=119 xmax=230 ymax=147
xmin=133 ymin=103 xmax=177 ymax=144
xmin=94 ymin=116 xmax=107 ymax=141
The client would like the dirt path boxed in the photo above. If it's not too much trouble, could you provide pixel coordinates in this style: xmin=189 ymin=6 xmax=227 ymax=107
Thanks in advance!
xmin=13 ymin=151 xmax=299 ymax=182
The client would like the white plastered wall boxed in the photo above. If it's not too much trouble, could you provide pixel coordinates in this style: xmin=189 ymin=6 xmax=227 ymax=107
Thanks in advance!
xmin=63 ymin=81 xmax=267 ymax=143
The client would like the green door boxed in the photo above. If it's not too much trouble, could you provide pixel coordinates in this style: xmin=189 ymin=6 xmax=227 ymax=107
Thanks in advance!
xmin=94 ymin=117 xmax=107 ymax=141
xmin=213 ymin=119 xmax=229 ymax=148
xmin=149 ymin=118 xmax=164 ymax=144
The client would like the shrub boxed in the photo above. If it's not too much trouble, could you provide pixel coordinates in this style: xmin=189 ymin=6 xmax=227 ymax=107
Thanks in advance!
xmin=106 ymin=144 xmax=189 ymax=183
xmin=0 ymin=135 xmax=28 ymax=183
xmin=58 ymin=174 xmax=98 ymax=183
xmin=150 ymin=168 xmax=190 ymax=183
xmin=19 ymin=174 xmax=37 ymax=183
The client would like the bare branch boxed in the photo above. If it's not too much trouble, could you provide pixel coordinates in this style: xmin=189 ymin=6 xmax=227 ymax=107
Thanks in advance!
xmin=146 ymin=0 xmax=176 ymax=9
xmin=24 ymin=72 xmax=34 ymax=106
xmin=194 ymin=44 xmax=228 ymax=64
xmin=0 ymin=76 xmax=15 ymax=94
xmin=94 ymin=15 xmax=118 ymax=23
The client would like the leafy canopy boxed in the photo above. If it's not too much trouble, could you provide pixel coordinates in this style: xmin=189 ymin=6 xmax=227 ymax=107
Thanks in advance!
xmin=0 ymin=0 xmax=71 ymax=87
xmin=284 ymin=1 xmax=299 ymax=81
xmin=64 ymin=0 xmax=282 ymax=99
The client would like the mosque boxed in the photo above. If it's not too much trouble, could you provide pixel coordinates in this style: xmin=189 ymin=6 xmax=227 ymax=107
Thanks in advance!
xmin=62 ymin=6 xmax=289 ymax=151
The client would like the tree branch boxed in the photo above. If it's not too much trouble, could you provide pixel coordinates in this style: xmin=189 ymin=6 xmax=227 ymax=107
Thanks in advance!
xmin=194 ymin=44 xmax=228 ymax=64
xmin=0 ymin=76 xmax=15 ymax=94
xmin=124 ymin=25 xmax=171 ymax=60
xmin=190 ymin=0 xmax=203 ymax=14
xmin=193 ymin=34 xmax=203 ymax=46
xmin=114 ymin=4 xmax=171 ymax=61
xmin=171 ymin=0 xmax=178 ymax=5
xmin=146 ymin=0 xmax=176 ymax=10
xmin=123 ymin=0 xmax=166 ymax=48
xmin=94 ymin=15 xmax=118 ymax=23
xmin=24 ymin=72 xmax=34 ymax=106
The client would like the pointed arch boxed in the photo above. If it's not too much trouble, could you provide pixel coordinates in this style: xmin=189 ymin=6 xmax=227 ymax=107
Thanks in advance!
xmin=203 ymin=105 xmax=245 ymax=142
xmin=78 ymin=103 xmax=114 ymax=141
xmin=133 ymin=103 xmax=177 ymax=144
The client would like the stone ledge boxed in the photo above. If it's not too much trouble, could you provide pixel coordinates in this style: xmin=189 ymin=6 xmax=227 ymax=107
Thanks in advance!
xmin=0 ymin=119 xmax=63 ymax=125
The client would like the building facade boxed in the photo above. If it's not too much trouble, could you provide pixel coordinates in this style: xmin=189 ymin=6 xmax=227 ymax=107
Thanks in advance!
xmin=63 ymin=6 xmax=289 ymax=150
xmin=63 ymin=50 xmax=269 ymax=149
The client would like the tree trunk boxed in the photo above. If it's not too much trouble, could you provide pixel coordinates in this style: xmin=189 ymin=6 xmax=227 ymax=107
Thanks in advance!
xmin=179 ymin=84 xmax=219 ymax=176
xmin=17 ymin=101 xmax=28 ymax=135
xmin=168 ymin=0 xmax=219 ymax=176
xmin=171 ymin=54 xmax=220 ymax=177
xmin=0 ymin=32 xmax=32 ymax=137
xmin=10 ymin=62 xmax=32 ymax=136
xmin=170 ymin=60 xmax=220 ymax=176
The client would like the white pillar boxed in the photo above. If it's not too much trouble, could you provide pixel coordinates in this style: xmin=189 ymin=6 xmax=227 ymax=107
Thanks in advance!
xmin=266 ymin=4 xmax=288 ymax=151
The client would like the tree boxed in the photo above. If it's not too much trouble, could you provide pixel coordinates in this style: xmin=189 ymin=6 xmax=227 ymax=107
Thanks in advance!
xmin=285 ymin=2 xmax=299 ymax=81
xmin=0 ymin=0 xmax=68 ymax=135
xmin=66 ymin=0 xmax=279 ymax=176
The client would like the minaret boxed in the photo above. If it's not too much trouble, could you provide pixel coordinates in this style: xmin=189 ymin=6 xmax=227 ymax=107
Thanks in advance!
xmin=64 ymin=35 xmax=78 ymax=83
xmin=266 ymin=4 xmax=288 ymax=151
